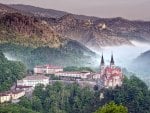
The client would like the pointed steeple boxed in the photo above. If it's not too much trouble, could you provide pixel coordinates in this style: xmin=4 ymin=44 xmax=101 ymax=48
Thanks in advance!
xmin=100 ymin=53 xmax=105 ymax=66
xmin=110 ymin=53 xmax=115 ymax=66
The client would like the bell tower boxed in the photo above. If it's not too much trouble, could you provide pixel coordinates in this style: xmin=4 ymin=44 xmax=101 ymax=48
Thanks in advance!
xmin=110 ymin=53 xmax=115 ymax=67
xmin=100 ymin=53 xmax=105 ymax=70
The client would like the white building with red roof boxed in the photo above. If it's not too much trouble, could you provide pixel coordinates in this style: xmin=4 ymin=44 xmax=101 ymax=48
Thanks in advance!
xmin=17 ymin=75 xmax=49 ymax=87
xmin=0 ymin=90 xmax=25 ymax=103
xmin=34 ymin=64 xmax=63 ymax=74
xmin=55 ymin=71 xmax=91 ymax=79
xmin=0 ymin=93 xmax=11 ymax=103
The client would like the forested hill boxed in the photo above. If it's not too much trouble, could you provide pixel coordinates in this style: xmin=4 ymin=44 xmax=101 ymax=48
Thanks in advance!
xmin=0 ymin=51 xmax=26 ymax=91
xmin=0 ymin=42 xmax=97 ymax=69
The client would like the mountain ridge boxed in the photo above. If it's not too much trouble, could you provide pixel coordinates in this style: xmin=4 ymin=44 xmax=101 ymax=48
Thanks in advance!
xmin=9 ymin=4 xmax=150 ymax=50
xmin=9 ymin=4 xmax=150 ymax=22
xmin=0 ymin=4 xmax=67 ymax=48
xmin=0 ymin=3 xmax=98 ymax=67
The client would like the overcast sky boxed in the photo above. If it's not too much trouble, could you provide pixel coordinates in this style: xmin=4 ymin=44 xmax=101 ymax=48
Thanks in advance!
xmin=0 ymin=0 xmax=150 ymax=21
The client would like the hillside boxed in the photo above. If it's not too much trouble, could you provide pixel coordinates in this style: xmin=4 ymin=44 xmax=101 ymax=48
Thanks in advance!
xmin=48 ymin=15 xmax=132 ymax=50
xmin=0 ymin=42 xmax=97 ymax=69
xmin=0 ymin=4 xmax=98 ymax=68
xmin=10 ymin=4 xmax=67 ymax=18
xmin=0 ymin=4 xmax=18 ymax=13
xmin=133 ymin=50 xmax=150 ymax=74
xmin=9 ymin=4 xmax=98 ymax=20
xmin=9 ymin=4 xmax=150 ymax=50
xmin=0 ymin=51 xmax=26 ymax=91
xmin=0 ymin=4 xmax=66 ymax=48
xmin=136 ymin=50 xmax=150 ymax=62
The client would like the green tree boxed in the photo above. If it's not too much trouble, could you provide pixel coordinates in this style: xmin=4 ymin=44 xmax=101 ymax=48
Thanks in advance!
xmin=32 ymin=96 xmax=43 ymax=112
xmin=17 ymin=77 xmax=150 ymax=113
xmin=0 ymin=52 xmax=26 ymax=91
xmin=19 ymin=97 xmax=32 ymax=109
xmin=94 ymin=101 xmax=128 ymax=113
xmin=103 ymin=75 xmax=150 ymax=113
xmin=0 ymin=104 xmax=39 ymax=113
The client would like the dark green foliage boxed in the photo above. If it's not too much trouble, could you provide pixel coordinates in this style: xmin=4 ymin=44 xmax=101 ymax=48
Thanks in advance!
xmin=0 ymin=51 xmax=26 ymax=91
xmin=31 ymin=96 xmax=43 ymax=112
xmin=102 ymin=76 xmax=150 ymax=113
xmin=19 ymin=97 xmax=32 ymax=109
xmin=0 ymin=50 xmax=7 ymax=62
xmin=0 ymin=104 xmax=39 ymax=113
xmin=19 ymin=82 xmax=96 ymax=113
xmin=4 ymin=75 xmax=150 ymax=113
xmin=49 ymin=74 xmax=60 ymax=80
xmin=94 ymin=101 xmax=128 ymax=113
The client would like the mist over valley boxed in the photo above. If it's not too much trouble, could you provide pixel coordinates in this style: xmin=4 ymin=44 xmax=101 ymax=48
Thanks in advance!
xmin=0 ymin=2 xmax=150 ymax=113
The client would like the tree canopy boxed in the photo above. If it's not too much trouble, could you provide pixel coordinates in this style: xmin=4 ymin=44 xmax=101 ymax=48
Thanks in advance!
xmin=19 ymin=82 xmax=96 ymax=113
xmin=0 ymin=51 xmax=26 ymax=91
xmin=0 ymin=104 xmax=39 ymax=113
xmin=102 ymin=76 xmax=150 ymax=113
xmin=94 ymin=101 xmax=128 ymax=113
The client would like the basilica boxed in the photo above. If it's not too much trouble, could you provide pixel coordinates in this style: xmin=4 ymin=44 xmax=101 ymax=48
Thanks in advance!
xmin=99 ymin=54 xmax=124 ymax=88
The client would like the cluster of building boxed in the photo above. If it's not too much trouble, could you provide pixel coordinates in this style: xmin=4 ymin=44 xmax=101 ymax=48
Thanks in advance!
xmin=0 ymin=54 xmax=123 ymax=103
xmin=34 ymin=64 xmax=92 ymax=79
xmin=33 ymin=54 xmax=123 ymax=88
xmin=0 ymin=75 xmax=49 ymax=104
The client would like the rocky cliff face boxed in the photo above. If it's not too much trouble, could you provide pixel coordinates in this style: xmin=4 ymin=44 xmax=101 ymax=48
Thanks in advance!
xmin=10 ymin=4 xmax=150 ymax=50
xmin=47 ymin=15 xmax=132 ymax=50
xmin=0 ymin=5 xmax=66 ymax=48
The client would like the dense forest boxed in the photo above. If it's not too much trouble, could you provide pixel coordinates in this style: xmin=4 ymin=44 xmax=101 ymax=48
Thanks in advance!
xmin=0 ymin=101 xmax=128 ymax=113
xmin=0 ymin=43 xmax=96 ymax=69
xmin=0 ymin=51 xmax=26 ymax=91
xmin=0 ymin=104 xmax=39 ymax=113
xmin=1 ymin=75 xmax=149 ymax=113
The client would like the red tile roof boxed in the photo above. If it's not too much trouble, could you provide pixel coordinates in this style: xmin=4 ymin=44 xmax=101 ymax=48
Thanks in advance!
xmin=35 ymin=64 xmax=63 ymax=69
xmin=16 ymin=85 xmax=33 ymax=89
xmin=11 ymin=90 xmax=24 ymax=94
xmin=0 ymin=93 xmax=8 ymax=96
xmin=23 ymin=75 xmax=49 ymax=80
xmin=0 ymin=90 xmax=24 ymax=96
xmin=56 ymin=71 xmax=90 ymax=74
xmin=104 ymin=67 xmax=121 ymax=75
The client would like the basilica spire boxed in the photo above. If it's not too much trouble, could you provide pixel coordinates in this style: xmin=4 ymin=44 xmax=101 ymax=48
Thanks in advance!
xmin=100 ymin=53 xmax=105 ymax=66
xmin=110 ymin=53 xmax=115 ymax=66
